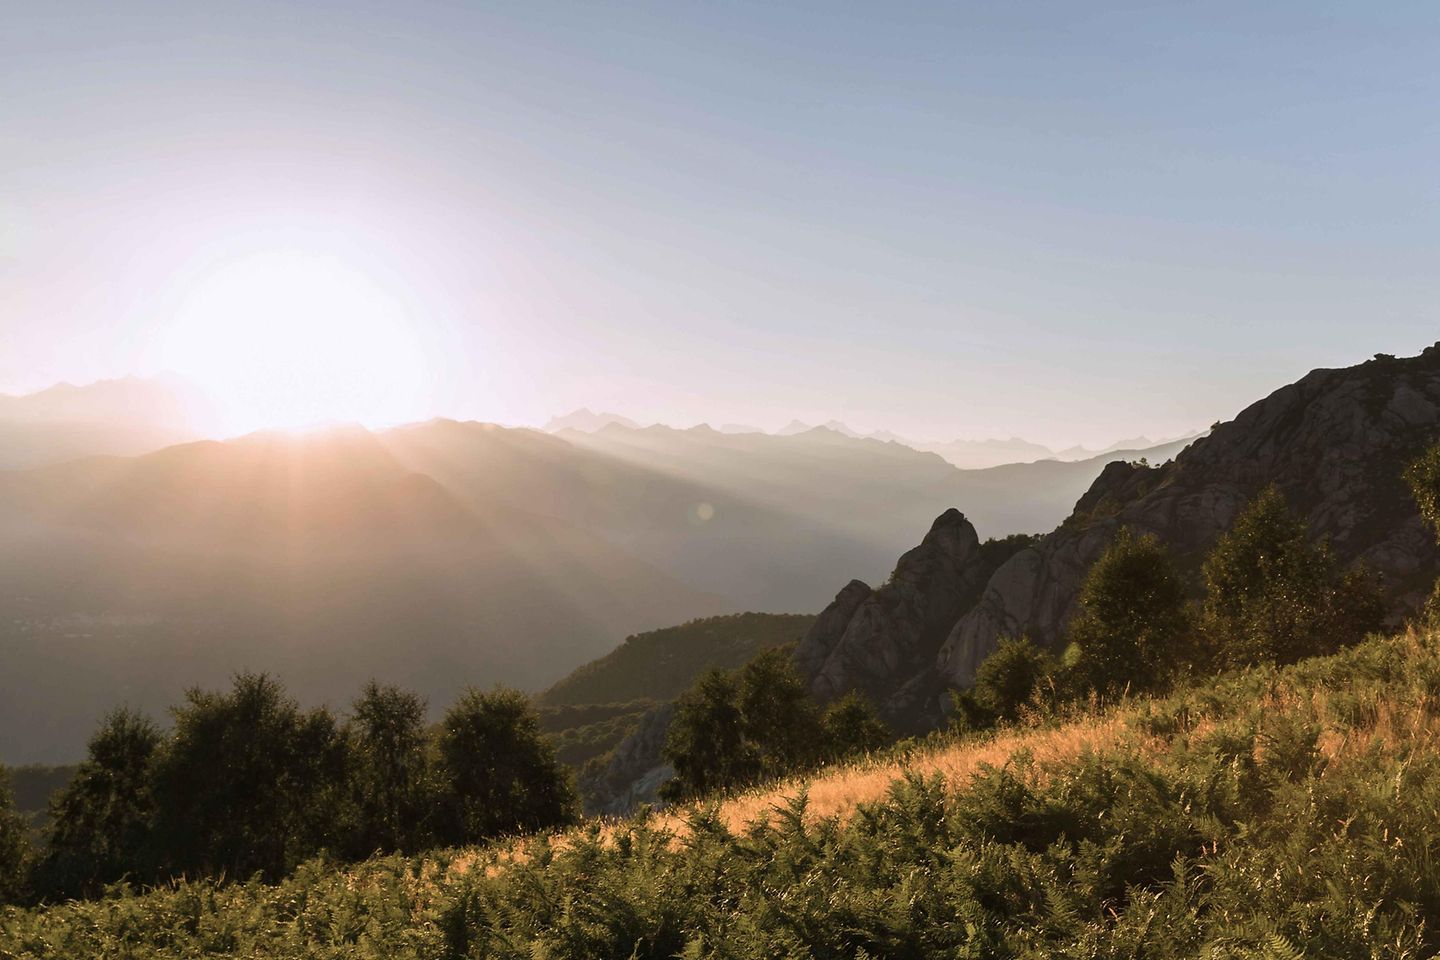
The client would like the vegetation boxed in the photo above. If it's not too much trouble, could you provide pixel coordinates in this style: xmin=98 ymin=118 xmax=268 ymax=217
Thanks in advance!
xmin=538 ymin=701 xmax=655 ymax=768
xmin=538 ymin=613 xmax=815 ymax=707
xmin=0 ymin=767 xmax=28 ymax=905
xmin=432 ymin=689 xmax=578 ymax=845
xmin=660 ymin=648 xmax=889 ymax=802
xmin=11 ymin=624 xmax=1440 ymax=956
xmin=1199 ymin=485 xmax=1383 ymax=667
xmin=5 ymin=676 xmax=575 ymax=905
xmin=1067 ymin=526 xmax=1190 ymax=693
xmin=1406 ymin=440 xmax=1440 ymax=622
xmin=951 ymin=636 xmax=1054 ymax=729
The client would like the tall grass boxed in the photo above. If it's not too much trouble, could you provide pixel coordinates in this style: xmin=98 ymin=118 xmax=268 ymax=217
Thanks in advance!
xmin=7 ymin=625 xmax=1440 ymax=959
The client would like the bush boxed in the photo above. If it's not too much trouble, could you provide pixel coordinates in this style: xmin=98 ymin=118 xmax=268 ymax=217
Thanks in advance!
xmin=1066 ymin=527 xmax=1190 ymax=694
xmin=0 ymin=765 xmax=29 ymax=904
xmin=37 ymin=708 xmax=161 ymax=898
xmin=822 ymin=692 xmax=890 ymax=758
xmin=662 ymin=648 xmax=888 ymax=802
xmin=434 ymin=687 xmax=578 ymax=844
xmin=344 ymin=682 xmax=432 ymax=857
xmin=153 ymin=673 xmax=348 ymax=881
xmin=1200 ymin=486 xmax=1383 ymax=667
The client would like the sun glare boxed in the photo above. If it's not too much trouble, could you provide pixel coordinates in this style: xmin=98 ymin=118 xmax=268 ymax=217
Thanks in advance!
xmin=158 ymin=251 xmax=433 ymax=434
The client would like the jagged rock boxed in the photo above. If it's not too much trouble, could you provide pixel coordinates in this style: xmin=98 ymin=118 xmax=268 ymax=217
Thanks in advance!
xmin=794 ymin=579 xmax=873 ymax=680
xmin=795 ymin=508 xmax=991 ymax=727
xmin=937 ymin=345 xmax=1440 ymax=687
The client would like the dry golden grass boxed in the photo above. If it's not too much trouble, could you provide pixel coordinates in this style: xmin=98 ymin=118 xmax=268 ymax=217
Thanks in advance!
xmin=448 ymin=627 xmax=1440 ymax=880
xmin=662 ymin=711 xmax=1138 ymax=836
xmin=448 ymin=704 xmax=1147 ymax=877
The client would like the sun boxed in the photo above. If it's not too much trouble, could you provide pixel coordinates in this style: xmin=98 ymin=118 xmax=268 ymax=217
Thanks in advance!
xmin=158 ymin=250 xmax=434 ymax=434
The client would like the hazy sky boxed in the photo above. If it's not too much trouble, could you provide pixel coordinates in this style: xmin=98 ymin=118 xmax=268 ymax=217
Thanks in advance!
xmin=2 ymin=1 xmax=1436 ymax=445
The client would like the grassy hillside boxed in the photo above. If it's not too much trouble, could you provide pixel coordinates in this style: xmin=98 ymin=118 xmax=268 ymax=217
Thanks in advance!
xmin=8 ymin=623 xmax=1440 ymax=957
xmin=538 ymin=612 xmax=816 ymax=707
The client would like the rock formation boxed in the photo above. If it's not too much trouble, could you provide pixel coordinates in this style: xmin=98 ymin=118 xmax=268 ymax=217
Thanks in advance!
xmin=794 ymin=509 xmax=992 ymax=727
xmin=938 ymin=346 xmax=1440 ymax=687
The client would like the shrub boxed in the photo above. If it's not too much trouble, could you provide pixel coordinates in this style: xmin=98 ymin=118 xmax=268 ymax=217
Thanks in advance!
xmin=662 ymin=649 xmax=885 ymax=801
xmin=344 ymin=682 xmax=432 ymax=857
xmin=37 ymin=708 xmax=161 ymax=898
xmin=1200 ymin=486 xmax=1383 ymax=667
xmin=0 ymin=765 xmax=29 ymax=904
xmin=153 ymin=673 xmax=348 ymax=881
xmin=1066 ymin=527 xmax=1190 ymax=693
xmin=434 ymin=687 xmax=578 ymax=844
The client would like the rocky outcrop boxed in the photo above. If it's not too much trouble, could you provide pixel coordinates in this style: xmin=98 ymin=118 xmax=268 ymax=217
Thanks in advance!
xmin=795 ymin=508 xmax=994 ymax=728
xmin=938 ymin=346 xmax=1440 ymax=687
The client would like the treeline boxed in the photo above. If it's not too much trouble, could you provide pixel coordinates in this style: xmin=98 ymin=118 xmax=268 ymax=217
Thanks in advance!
xmin=0 ymin=677 xmax=576 ymax=904
xmin=660 ymin=648 xmax=889 ymax=802
xmin=955 ymin=482 xmax=1389 ymax=730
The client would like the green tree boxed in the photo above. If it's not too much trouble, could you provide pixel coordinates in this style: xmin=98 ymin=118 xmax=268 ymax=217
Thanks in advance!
xmin=345 ymin=682 xmax=432 ymax=856
xmin=821 ymin=692 xmax=890 ymax=758
xmin=1405 ymin=442 xmax=1440 ymax=537
xmin=434 ymin=688 xmax=577 ymax=844
xmin=0 ymin=765 xmax=29 ymax=905
xmin=735 ymin=647 xmax=825 ymax=775
xmin=1200 ymin=486 xmax=1383 ymax=667
xmin=1067 ymin=527 xmax=1189 ymax=694
xmin=661 ymin=649 xmax=838 ymax=803
xmin=660 ymin=669 xmax=753 ymax=803
xmin=154 ymin=673 xmax=348 ymax=881
xmin=1404 ymin=442 xmax=1440 ymax=623
xmin=960 ymin=636 xmax=1054 ymax=727
xmin=38 ymin=709 xmax=161 ymax=898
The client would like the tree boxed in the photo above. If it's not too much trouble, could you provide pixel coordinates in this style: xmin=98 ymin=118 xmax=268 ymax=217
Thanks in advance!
xmin=970 ymin=637 xmax=1054 ymax=724
xmin=154 ymin=673 xmax=348 ymax=881
xmin=0 ymin=765 xmax=29 ymax=905
xmin=1405 ymin=442 xmax=1440 ymax=622
xmin=661 ymin=649 xmax=839 ymax=803
xmin=821 ymin=693 xmax=890 ymax=758
xmin=345 ymin=682 xmax=432 ymax=856
xmin=434 ymin=688 xmax=577 ymax=845
xmin=661 ymin=669 xmax=756 ymax=803
xmin=38 ymin=709 xmax=161 ymax=897
xmin=1405 ymin=442 xmax=1440 ymax=536
xmin=1067 ymin=527 xmax=1189 ymax=694
xmin=735 ymin=647 xmax=825 ymax=776
xmin=1200 ymin=486 xmax=1383 ymax=667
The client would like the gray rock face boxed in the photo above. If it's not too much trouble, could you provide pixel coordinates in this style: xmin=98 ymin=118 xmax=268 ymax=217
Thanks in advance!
xmin=938 ymin=346 xmax=1440 ymax=686
xmin=796 ymin=508 xmax=989 ymax=725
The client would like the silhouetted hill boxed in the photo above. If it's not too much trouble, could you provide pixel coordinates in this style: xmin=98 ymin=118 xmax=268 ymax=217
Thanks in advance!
xmin=0 ymin=376 xmax=207 ymax=468
xmin=0 ymin=427 xmax=724 ymax=763
xmin=539 ymin=612 xmax=815 ymax=707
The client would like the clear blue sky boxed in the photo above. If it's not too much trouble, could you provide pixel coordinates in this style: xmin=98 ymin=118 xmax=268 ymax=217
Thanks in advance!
xmin=2 ymin=1 xmax=1436 ymax=445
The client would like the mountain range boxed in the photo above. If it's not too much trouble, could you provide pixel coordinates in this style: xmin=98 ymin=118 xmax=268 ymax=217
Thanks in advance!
xmin=0 ymin=383 xmax=1196 ymax=764
xmin=544 ymin=408 xmax=1196 ymax=470
xmin=576 ymin=345 xmax=1440 ymax=811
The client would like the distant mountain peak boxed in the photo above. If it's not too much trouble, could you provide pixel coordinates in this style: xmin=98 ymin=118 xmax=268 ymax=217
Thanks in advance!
xmin=544 ymin=409 xmax=641 ymax=433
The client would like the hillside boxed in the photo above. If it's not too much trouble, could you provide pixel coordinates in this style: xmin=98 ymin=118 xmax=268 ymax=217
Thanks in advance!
xmin=0 ymin=428 xmax=724 ymax=764
xmin=538 ymin=612 xmax=815 ymax=707
xmin=0 ymin=377 xmax=206 ymax=469
xmin=7 ymin=623 xmax=1440 ymax=956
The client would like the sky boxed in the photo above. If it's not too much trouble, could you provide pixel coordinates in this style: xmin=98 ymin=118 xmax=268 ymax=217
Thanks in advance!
xmin=1 ymin=0 xmax=1436 ymax=446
